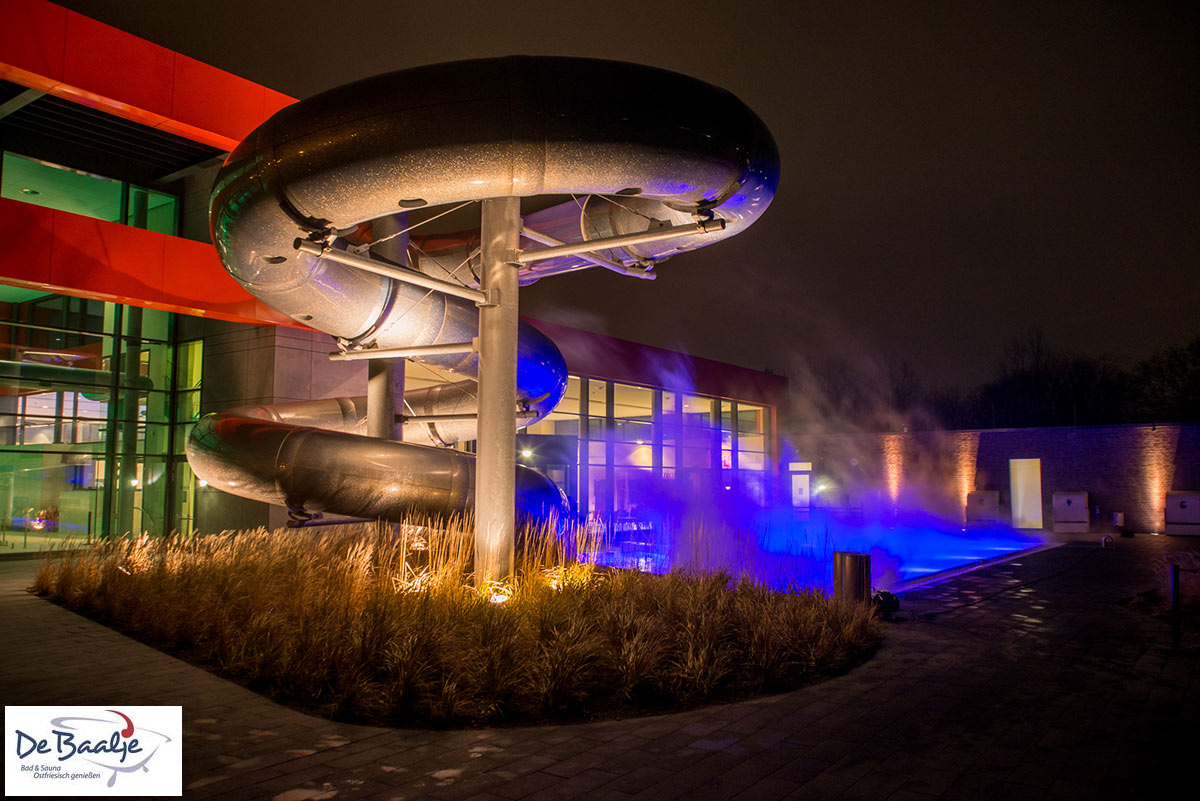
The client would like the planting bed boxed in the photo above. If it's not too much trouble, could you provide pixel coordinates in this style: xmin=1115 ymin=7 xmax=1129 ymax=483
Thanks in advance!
xmin=34 ymin=521 xmax=880 ymax=726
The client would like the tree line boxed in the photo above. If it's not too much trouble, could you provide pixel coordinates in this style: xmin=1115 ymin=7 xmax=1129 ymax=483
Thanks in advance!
xmin=922 ymin=331 xmax=1200 ymax=430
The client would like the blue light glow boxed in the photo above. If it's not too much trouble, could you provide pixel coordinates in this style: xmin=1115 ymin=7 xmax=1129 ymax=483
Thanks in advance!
xmin=577 ymin=504 xmax=1042 ymax=592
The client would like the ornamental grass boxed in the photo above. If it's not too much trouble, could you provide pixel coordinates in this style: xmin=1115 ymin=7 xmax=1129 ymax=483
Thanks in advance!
xmin=33 ymin=518 xmax=879 ymax=726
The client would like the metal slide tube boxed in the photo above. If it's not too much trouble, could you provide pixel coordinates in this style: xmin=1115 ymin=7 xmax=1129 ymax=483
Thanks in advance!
xmin=192 ymin=56 xmax=778 ymax=548
xmin=475 ymin=197 xmax=521 ymax=584
xmin=187 ymin=412 xmax=565 ymax=523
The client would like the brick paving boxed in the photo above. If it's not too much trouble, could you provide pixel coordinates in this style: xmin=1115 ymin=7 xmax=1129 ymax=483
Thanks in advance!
xmin=2 ymin=533 xmax=1197 ymax=800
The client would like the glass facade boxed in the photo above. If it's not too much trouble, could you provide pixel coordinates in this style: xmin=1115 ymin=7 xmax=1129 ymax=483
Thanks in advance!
xmin=0 ymin=291 xmax=201 ymax=551
xmin=0 ymin=291 xmax=774 ymax=550
xmin=523 ymin=376 xmax=773 ymax=529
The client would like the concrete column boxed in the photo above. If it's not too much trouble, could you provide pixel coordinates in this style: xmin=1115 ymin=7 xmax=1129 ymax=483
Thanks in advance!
xmin=474 ymin=196 xmax=520 ymax=586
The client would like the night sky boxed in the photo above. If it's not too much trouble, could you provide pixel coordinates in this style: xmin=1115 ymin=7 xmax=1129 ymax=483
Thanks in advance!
xmin=55 ymin=0 xmax=1200 ymax=390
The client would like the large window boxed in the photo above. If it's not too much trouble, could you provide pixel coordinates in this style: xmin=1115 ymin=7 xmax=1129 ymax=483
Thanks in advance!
xmin=0 ymin=290 xmax=200 ymax=551
xmin=523 ymin=374 xmax=774 ymax=527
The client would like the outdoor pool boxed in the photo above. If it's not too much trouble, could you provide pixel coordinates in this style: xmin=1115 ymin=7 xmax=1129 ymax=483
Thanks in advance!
xmin=583 ymin=509 xmax=1045 ymax=592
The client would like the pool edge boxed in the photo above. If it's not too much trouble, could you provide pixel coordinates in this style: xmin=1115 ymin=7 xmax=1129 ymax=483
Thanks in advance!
xmin=889 ymin=540 xmax=1063 ymax=594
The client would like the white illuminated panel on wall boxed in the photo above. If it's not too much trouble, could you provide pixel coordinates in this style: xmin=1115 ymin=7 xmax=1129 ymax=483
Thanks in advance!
xmin=791 ymin=473 xmax=810 ymax=508
xmin=1010 ymin=458 xmax=1043 ymax=529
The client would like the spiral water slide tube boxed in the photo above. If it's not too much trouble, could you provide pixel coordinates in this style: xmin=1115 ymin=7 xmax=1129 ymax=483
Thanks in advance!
xmin=187 ymin=56 xmax=778 ymax=526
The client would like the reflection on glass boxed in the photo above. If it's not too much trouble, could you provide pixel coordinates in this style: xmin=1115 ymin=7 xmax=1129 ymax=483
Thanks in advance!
xmin=682 ymin=394 xmax=711 ymax=427
xmin=587 ymin=379 xmax=607 ymax=416
xmin=740 ymin=452 xmax=766 ymax=471
xmin=614 ymin=442 xmax=653 ymax=468
xmin=587 ymin=416 xmax=607 ymax=438
xmin=738 ymin=404 xmax=764 ymax=433
xmin=739 ymin=433 xmax=766 ymax=453
xmin=614 ymin=419 xmax=652 ymax=443
xmin=612 ymin=382 xmax=652 ymax=420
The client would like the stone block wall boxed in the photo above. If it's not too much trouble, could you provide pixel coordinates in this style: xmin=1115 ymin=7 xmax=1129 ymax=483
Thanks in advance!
xmin=796 ymin=423 xmax=1200 ymax=533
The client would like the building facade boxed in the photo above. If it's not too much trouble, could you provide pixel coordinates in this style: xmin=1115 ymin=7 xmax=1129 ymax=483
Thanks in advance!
xmin=0 ymin=0 xmax=785 ymax=550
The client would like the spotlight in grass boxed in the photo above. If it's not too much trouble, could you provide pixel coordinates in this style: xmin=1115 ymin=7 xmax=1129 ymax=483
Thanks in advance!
xmin=542 ymin=566 xmax=564 ymax=591
xmin=481 ymin=579 xmax=512 ymax=604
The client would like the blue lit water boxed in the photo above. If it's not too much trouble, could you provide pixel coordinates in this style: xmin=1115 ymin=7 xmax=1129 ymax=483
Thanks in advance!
xmin=583 ymin=509 xmax=1043 ymax=592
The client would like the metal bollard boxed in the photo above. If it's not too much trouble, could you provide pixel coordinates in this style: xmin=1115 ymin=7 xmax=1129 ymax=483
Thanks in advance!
xmin=1171 ymin=563 xmax=1181 ymax=652
xmin=834 ymin=552 xmax=871 ymax=604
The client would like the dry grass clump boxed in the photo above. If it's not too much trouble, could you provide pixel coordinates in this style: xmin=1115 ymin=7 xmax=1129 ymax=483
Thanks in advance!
xmin=34 ymin=518 xmax=880 ymax=726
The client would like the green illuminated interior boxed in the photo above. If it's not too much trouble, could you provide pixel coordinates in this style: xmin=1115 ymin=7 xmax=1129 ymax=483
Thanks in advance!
xmin=1 ymin=152 xmax=178 ymax=235
xmin=0 ymin=293 xmax=202 ymax=549
xmin=0 ymin=285 xmax=51 ymax=304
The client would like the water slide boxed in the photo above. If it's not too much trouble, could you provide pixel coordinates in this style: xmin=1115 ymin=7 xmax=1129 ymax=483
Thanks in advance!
xmin=187 ymin=56 xmax=778 ymax=525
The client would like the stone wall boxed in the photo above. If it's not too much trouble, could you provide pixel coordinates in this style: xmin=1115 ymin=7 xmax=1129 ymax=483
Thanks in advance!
xmin=795 ymin=424 xmax=1200 ymax=533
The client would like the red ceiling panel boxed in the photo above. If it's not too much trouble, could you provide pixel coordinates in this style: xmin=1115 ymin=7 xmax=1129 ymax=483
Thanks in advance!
xmin=263 ymin=88 xmax=295 ymax=120
xmin=171 ymin=54 xmax=265 ymax=146
xmin=1 ymin=1 xmax=297 ymax=154
xmin=61 ymin=12 xmax=174 ymax=121
xmin=0 ymin=0 xmax=66 ymax=84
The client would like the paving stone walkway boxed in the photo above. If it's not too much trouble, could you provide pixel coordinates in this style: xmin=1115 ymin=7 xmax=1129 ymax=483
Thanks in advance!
xmin=2 ymin=533 xmax=1197 ymax=801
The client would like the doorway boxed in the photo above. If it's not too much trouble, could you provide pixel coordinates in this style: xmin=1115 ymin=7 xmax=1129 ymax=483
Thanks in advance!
xmin=1009 ymin=458 xmax=1043 ymax=529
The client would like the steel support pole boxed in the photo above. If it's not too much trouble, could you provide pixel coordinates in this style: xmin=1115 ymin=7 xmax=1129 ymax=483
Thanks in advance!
xmin=475 ymin=196 xmax=521 ymax=586
xmin=366 ymin=213 xmax=409 ymax=441
xmin=1171 ymin=562 xmax=1181 ymax=652
xmin=367 ymin=361 xmax=404 ymax=440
